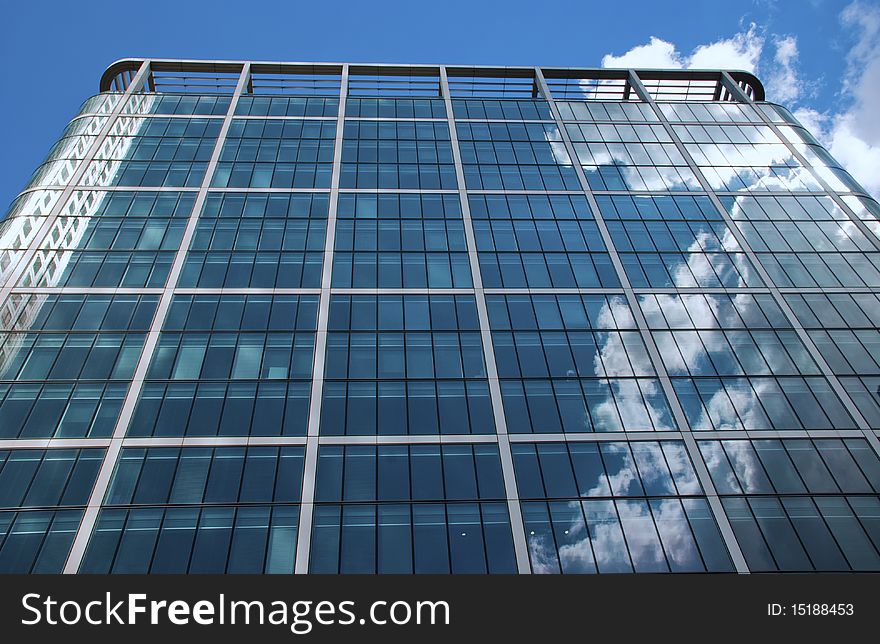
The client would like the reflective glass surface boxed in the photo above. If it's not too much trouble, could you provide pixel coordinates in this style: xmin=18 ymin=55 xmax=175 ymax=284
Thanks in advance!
xmin=2 ymin=64 xmax=879 ymax=574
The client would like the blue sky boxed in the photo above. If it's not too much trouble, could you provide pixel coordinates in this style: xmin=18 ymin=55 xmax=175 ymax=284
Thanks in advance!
xmin=1 ymin=0 xmax=878 ymax=208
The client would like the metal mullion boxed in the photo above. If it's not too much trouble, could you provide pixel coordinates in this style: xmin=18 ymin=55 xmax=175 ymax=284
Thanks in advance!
xmin=482 ymin=288 xmax=624 ymax=295
xmin=204 ymin=188 xmax=458 ymax=194
xmin=441 ymin=66 xmax=531 ymax=574
xmin=590 ymin=190 xmax=843 ymax=197
xmin=328 ymin=288 xmax=471 ymax=295
xmin=711 ymin=429 xmax=868 ymax=440
xmin=13 ymin=186 xmax=202 ymax=198
xmin=8 ymin=287 xmax=165 ymax=295
xmin=62 ymin=62 xmax=253 ymax=574
xmin=344 ymin=117 xmax=447 ymax=123
xmin=536 ymin=67 xmax=750 ymax=573
xmin=0 ymin=434 xmax=502 ymax=449
xmin=235 ymin=115 xmax=340 ymax=121
xmin=634 ymin=287 xmax=772 ymax=295
xmin=630 ymin=70 xmax=880 ymax=461
xmin=294 ymin=64 xmax=349 ymax=574
xmin=120 ymin=436 xmax=309 ymax=448
xmin=482 ymin=287 xmax=777 ymax=295
xmin=455 ymin=119 xmax=554 ymax=125
xmin=639 ymin=120 xmax=769 ymax=127
xmin=318 ymin=434 xmax=499 ymax=445
xmin=508 ymin=432 xmax=685 ymax=443
xmin=463 ymin=190 xmax=584 ymax=195
xmin=82 ymin=113 xmax=227 ymax=120
xmin=0 ymin=62 xmax=153 ymax=302
xmin=768 ymin=287 xmax=880 ymax=294
xmin=0 ymin=439 xmax=113 ymax=450
xmin=170 ymin=288 xmax=322 ymax=296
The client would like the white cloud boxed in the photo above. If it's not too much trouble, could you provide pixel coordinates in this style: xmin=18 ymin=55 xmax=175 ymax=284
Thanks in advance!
xmin=601 ymin=25 xmax=763 ymax=72
xmin=601 ymin=36 xmax=684 ymax=69
xmin=765 ymin=36 xmax=802 ymax=103
xmin=790 ymin=106 xmax=826 ymax=135
xmin=808 ymin=114 xmax=880 ymax=196
xmin=792 ymin=1 xmax=880 ymax=196
xmin=600 ymin=3 xmax=880 ymax=198
xmin=688 ymin=25 xmax=763 ymax=72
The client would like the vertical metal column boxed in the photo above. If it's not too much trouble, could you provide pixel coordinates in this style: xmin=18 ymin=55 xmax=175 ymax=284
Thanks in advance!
xmin=62 ymin=62 xmax=252 ymax=573
xmin=534 ymin=67 xmax=750 ymax=573
xmin=294 ymin=64 xmax=349 ymax=574
xmin=440 ymin=66 xmax=532 ymax=574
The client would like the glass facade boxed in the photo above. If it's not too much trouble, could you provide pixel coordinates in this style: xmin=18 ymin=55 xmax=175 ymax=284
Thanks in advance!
xmin=1 ymin=59 xmax=879 ymax=574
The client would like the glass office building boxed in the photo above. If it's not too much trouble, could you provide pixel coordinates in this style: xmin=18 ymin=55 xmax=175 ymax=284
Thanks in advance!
xmin=1 ymin=58 xmax=880 ymax=574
